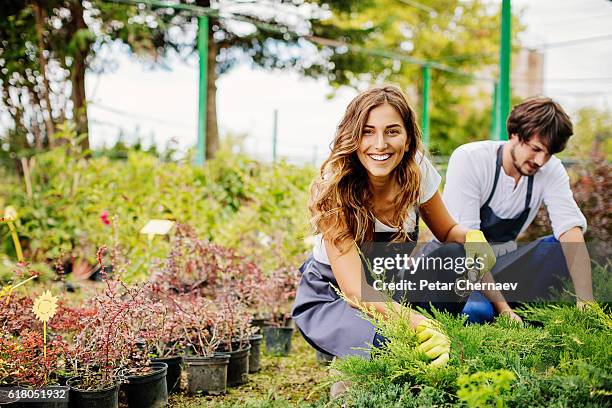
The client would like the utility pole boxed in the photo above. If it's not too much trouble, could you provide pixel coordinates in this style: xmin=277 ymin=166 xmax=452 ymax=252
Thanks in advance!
xmin=272 ymin=109 xmax=278 ymax=162
xmin=499 ymin=0 xmax=511 ymax=140
xmin=195 ymin=15 xmax=209 ymax=166
xmin=421 ymin=64 xmax=431 ymax=146
xmin=490 ymin=82 xmax=500 ymax=140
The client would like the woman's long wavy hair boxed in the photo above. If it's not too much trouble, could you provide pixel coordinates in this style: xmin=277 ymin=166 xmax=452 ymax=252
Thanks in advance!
xmin=310 ymin=85 xmax=424 ymax=252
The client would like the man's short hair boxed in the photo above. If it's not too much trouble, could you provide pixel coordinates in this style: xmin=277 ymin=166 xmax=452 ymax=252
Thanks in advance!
xmin=506 ymin=97 xmax=573 ymax=154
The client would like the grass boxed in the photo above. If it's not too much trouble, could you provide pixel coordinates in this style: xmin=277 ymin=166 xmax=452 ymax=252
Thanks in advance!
xmin=168 ymin=332 xmax=328 ymax=407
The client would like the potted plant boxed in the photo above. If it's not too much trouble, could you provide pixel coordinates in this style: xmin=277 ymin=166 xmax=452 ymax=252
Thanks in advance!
xmin=150 ymin=224 xmax=221 ymax=297
xmin=119 ymin=287 xmax=169 ymax=408
xmin=261 ymin=266 xmax=300 ymax=356
xmin=146 ymin=299 xmax=185 ymax=395
xmin=66 ymin=250 xmax=138 ymax=408
xmin=215 ymin=294 xmax=254 ymax=386
xmin=175 ymin=294 xmax=229 ymax=395
xmin=0 ymin=330 xmax=70 ymax=408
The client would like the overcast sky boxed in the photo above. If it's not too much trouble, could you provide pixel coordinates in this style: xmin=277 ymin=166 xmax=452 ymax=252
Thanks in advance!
xmin=85 ymin=0 xmax=612 ymax=163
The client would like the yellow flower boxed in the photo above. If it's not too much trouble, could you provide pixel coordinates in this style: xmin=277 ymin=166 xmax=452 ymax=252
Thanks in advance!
xmin=33 ymin=290 xmax=58 ymax=323
xmin=0 ymin=285 xmax=11 ymax=299
xmin=4 ymin=206 xmax=17 ymax=221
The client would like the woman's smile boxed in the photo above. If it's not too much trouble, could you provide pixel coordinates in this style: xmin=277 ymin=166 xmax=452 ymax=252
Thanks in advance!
xmin=368 ymin=153 xmax=392 ymax=162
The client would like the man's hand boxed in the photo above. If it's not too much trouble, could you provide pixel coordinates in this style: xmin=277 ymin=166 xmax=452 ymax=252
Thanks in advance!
xmin=464 ymin=230 xmax=496 ymax=280
xmin=499 ymin=308 xmax=523 ymax=324
xmin=416 ymin=319 xmax=450 ymax=368
xmin=576 ymin=299 xmax=595 ymax=311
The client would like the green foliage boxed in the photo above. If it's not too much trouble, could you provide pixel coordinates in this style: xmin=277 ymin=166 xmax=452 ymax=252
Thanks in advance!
xmin=562 ymin=106 xmax=612 ymax=161
xmin=456 ymin=369 xmax=516 ymax=408
xmin=313 ymin=0 xmax=524 ymax=155
xmin=330 ymin=303 xmax=612 ymax=407
xmin=0 ymin=133 xmax=313 ymax=282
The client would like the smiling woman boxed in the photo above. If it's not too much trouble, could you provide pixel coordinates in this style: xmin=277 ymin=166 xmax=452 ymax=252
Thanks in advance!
xmin=291 ymin=86 xmax=498 ymax=389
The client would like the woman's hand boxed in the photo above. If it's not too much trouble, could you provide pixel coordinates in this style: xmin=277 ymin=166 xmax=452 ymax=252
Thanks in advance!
xmin=415 ymin=319 xmax=450 ymax=367
xmin=464 ymin=230 xmax=496 ymax=280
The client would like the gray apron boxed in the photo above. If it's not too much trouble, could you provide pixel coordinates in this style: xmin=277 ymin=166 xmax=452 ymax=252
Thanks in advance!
xmin=292 ymin=225 xmax=418 ymax=358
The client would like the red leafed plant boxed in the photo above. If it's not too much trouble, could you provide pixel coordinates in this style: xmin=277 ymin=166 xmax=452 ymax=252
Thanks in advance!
xmin=68 ymin=246 xmax=152 ymax=389
xmin=215 ymin=292 xmax=256 ymax=351
xmin=0 ymin=296 xmax=36 ymax=335
xmin=261 ymin=265 xmax=300 ymax=327
xmin=172 ymin=293 xmax=220 ymax=358
xmin=152 ymin=224 xmax=266 ymax=304
xmin=151 ymin=224 xmax=220 ymax=295
xmin=0 ymin=330 xmax=69 ymax=387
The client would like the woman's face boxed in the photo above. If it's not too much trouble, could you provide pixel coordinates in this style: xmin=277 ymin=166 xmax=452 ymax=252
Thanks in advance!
xmin=357 ymin=103 xmax=409 ymax=181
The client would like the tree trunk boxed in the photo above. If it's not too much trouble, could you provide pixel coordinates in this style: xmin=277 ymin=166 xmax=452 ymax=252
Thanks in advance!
xmin=68 ymin=0 xmax=90 ymax=152
xmin=32 ymin=1 xmax=55 ymax=144
xmin=205 ymin=19 xmax=219 ymax=160
xmin=29 ymin=87 xmax=45 ymax=150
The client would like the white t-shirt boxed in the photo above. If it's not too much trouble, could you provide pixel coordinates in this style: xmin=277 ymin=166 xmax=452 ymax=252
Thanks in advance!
xmin=442 ymin=140 xmax=587 ymax=241
xmin=312 ymin=153 xmax=442 ymax=265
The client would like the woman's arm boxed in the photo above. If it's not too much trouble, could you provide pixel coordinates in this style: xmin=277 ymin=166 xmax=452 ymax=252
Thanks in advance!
xmin=419 ymin=191 xmax=468 ymax=243
xmin=324 ymin=236 xmax=427 ymax=329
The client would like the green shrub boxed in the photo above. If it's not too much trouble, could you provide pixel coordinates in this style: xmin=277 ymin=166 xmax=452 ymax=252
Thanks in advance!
xmin=0 ymin=129 xmax=314 ymax=281
xmin=330 ymin=302 xmax=612 ymax=407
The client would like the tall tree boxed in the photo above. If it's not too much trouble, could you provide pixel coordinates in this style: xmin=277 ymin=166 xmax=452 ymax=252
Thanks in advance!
xmin=1 ymin=0 xmax=521 ymax=161
xmin=0 ymin=0 xmax=176 ymax=159
xmin=175 ymin=0 xmax=377 ymax=159
xmin=0 ymin=0 xmax=374 ymax=160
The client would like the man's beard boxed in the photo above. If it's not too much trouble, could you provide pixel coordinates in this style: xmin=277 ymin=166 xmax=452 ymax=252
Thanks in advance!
xmin=510 ymin=144 xmax=539 ymax=176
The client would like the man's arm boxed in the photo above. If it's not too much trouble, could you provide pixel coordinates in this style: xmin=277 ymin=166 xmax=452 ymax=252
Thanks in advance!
xmin=542 ymin=161 xmax=592 ymax=307
xmin=559 ymin=227 xmax=594 ymax=308
xmin=479 ymin=271 xmax=523 ymax=322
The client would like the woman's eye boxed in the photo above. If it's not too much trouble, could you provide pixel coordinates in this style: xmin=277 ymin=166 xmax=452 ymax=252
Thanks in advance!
xmin=387 ymin=129 xmax=400 ymax=135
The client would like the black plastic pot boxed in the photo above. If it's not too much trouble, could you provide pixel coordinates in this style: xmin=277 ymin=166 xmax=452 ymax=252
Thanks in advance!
xmin=0 ymin=385 xmax=69 ymax=408
xmin=263 ymin=326 xmax=294 ymax=356
xmin=184 ymin=355 xmax=229 ymax=395
xmin=250 ymin=316 xmax=269 ymax=332
xmin=66 ymin=377 xmax=118 ymax=408
xmin=248 ymin=334 xmax=264 ymax=373
xmin=151 ymin=356 xmax=182 ymax=394
xmin=120 ymin=362 xmax=167 ymax=408
xmin=220 ymin=345 xmax=250 ymax=387
xmin=0 ymin=387 xmax=20 ymax=406
xmin=315 ymin=350 xmax=334 ymax=366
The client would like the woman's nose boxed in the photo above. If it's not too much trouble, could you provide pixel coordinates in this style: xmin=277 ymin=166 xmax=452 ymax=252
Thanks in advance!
xmin=374 ymin=132 xmax=386 ymax=150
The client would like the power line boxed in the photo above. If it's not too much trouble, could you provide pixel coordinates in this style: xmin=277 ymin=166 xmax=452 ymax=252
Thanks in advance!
xmin=546 ymin=89 xmax=612 ymax=97
xmin=110 ymin=0 xmax=496 ymax=83
xmin=512 ymin=76 xmax=612 ymax=84
xmin=536 ymin=13 xmax=612 ymax=26
xmin=90 ymin=103 xmax=194 ymax=129
xmin=542 ymin=33 xmax=612 ymax=48
xmin=546 ymin=77 xmax=612 ymax=83
xmin=394 ymin=0 xmax=437 ymax=15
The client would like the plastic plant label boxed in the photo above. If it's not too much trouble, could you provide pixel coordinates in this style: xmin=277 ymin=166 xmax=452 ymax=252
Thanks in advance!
xmin=140 ymin=219 xmax=174 ymax=236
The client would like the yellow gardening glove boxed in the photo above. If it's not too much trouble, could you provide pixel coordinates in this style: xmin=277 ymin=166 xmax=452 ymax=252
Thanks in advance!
xmin=416 ymin=319 xmax=450 ymax=368
xmin=463 ymin=230 xmax=496 ymax=281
